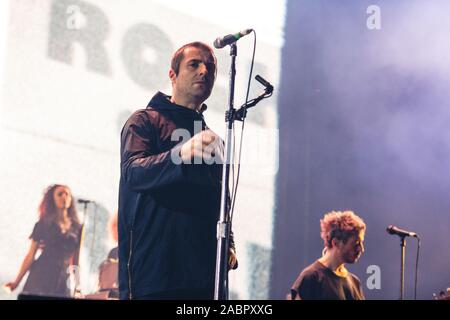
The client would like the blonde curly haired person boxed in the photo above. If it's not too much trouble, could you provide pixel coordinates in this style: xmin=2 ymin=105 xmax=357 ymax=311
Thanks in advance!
xmin=290 ymin=210 xmax=366 ymax=300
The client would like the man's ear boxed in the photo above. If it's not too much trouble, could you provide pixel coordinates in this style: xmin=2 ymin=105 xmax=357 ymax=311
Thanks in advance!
xmin=331 ymin=238 xmax=341 ymax=249
xmin=169 ymin=69 xmax=176 ymax=84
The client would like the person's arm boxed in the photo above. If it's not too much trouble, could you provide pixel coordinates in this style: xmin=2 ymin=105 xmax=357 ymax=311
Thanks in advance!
xmin=4 ymin=240 xmax=38 ymax=291
xmin=120 ymin=111 xmax=185 ymax=193
xmin=121 ymin=111 xmax=223 ymax=193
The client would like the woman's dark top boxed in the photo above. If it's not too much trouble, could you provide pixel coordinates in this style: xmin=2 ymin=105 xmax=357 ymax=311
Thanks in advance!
xmin=22 ymin=219 xmax=82 ymax=297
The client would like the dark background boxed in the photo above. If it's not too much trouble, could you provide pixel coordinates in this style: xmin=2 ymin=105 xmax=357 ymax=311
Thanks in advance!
xmin=271 ymin=0 xmax=450 ymax=299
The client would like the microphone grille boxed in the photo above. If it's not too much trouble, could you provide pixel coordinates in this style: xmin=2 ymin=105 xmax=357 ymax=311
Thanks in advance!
xmin=213 ymin=37 xmax=223 ymax=49
xmin=386 ymin=225 xmax=394 ymax=234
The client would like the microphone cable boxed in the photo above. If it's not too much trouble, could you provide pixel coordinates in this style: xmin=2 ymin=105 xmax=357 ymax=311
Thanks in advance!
xmin=230 ymin=29 xmax=257 ymax=222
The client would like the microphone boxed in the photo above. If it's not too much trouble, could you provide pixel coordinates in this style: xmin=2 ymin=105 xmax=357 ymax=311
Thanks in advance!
xmin=386 ymin=225 xmax=418 ymax=238
xmin=77 ymin=198 xmax=95 ymax=204
xmin=255 ymin=75 xmax=274 ymax=93
xmin=213 ymin=29 xmax=253 ymax=49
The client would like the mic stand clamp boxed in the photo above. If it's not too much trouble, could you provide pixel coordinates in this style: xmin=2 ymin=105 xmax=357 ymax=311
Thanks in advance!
xmin=234 ymin=89 xmax=272 ymax=121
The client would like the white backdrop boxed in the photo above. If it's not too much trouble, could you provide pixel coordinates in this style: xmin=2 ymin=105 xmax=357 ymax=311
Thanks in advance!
xmin=0 ymin=0 xmax=284 ymax=299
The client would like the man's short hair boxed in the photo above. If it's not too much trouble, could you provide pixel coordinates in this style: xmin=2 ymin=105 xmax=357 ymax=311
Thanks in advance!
xmin=320 ymin=211 xmax=366 ymax=248
xmin=170 ymin=41 xmax=217 ymax=76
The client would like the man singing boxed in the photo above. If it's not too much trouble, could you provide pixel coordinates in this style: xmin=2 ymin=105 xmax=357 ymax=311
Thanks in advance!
xmin=118 ymin=42 xmax=237 ymax=300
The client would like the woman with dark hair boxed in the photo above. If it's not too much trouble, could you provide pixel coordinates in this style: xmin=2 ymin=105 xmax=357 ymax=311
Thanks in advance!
xmin=4 ymin=184 xmax=82 ymax=298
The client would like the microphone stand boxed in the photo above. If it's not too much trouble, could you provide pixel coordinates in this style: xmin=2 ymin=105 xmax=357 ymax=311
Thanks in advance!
xmin=214 ymin=43 xmax=273 ymax=300
xmin=214 ymin=43 xmax=237 ymax=300
xmin=399 ymin=236 xmax=406 ymax=300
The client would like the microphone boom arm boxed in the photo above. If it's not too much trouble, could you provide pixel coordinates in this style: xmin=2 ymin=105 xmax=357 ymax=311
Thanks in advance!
xmin=233 ymin=75 xmax=274 ymax=121
xmin=233 ymin=90 xmax=271 ymax=121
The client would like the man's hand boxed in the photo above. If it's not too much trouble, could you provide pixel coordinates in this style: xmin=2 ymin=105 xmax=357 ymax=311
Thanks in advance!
xmin=228 ymin=248 xmax=238 ymax=270
xmin=180 ymin=130 xmax=224 ymax=164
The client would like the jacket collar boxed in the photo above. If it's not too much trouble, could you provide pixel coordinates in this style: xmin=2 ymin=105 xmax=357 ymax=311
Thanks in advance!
xmin=147 ymin=91 xmax=208 ymax=114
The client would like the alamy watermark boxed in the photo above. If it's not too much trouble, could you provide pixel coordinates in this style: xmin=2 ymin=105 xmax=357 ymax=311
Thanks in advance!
xmin=366 ymin=264 xmax=381 ymax=290
xmin=170 ymin=121 xmax=279 ymax=175
xmin=66 ymin=5 xmax=86 ymax=30
xmin=367 ymin=5 xmax=381 ymax=30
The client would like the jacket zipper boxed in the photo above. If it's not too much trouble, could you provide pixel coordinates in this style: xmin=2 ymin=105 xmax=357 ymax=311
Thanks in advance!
xmin=127 ymin=229 xmax=133 ymax=299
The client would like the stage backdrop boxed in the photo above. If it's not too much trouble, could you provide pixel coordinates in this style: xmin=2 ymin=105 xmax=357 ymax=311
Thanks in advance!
xmin=0 ymin=0 xmax=283 ymax=299
xmin=271 ymin=0 xmax=450 ymax=300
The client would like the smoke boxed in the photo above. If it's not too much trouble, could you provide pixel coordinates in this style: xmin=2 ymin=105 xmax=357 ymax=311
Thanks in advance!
xmin=272 ymin=0 xmax=450 ymax=299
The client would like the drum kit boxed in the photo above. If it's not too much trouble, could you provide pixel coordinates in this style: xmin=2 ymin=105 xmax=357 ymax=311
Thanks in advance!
xmin=12 ymin=257 xmax=119 ymax=300
xmin=83 ymin=258 xmax=119 ymax=300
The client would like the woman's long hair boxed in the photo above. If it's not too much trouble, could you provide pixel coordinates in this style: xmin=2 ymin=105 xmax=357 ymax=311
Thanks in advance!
xmin=38 ymin=184 xmax=80 ymax=225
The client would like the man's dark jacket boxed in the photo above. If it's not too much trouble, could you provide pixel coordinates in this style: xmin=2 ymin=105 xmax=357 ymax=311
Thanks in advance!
xmin=118 ymin=92 xmax=232 ymax=299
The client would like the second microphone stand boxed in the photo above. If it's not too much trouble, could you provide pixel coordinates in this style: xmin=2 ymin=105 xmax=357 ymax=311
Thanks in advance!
xmin=399 ymin=236 xmax=406 ymax=300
